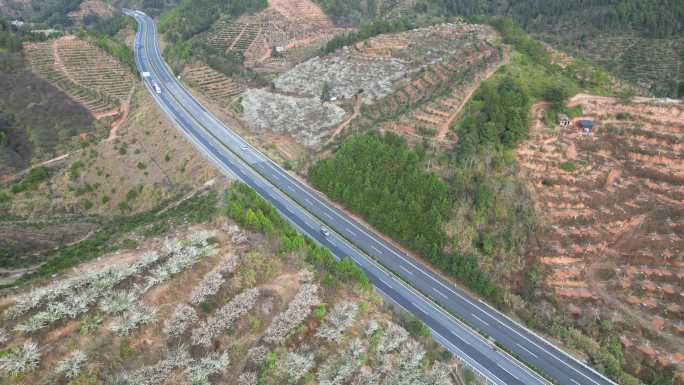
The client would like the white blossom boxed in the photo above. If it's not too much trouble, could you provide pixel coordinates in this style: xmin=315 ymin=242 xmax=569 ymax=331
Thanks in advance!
xmin=247 ymin=346 xmax=269 ymax=364
xmin=281 ymin=350 xmax=315 ymax=381
xmin=364 ymin=320 xmax=380 ymax=336
xmin=264 ymin=284 xmax=320 ymax=344
xmin=316 ymin=301 xmax=358 ymax=342
xmin=318 ymin=356 xmax=360 ymax=385
xmin=238 ymin=371 xmax=257 ymax=385
xmin=427 ymin=362 xmax=455 ymax=385
xmin=190 ymin=271 xmax=225 ymax=305
xmin=0 ymin=340 xmax=41 ymax=375
xmin=55 ymin=350 xmax=87 ymax=379
xmin=132 ymin=251 xmax=161 ymax=273
xmin=191 ymin=288 xmax=260 ymax=346
xmin=185 ymin=350 xmax=230 ymax=385
xmin=164 ymin=304 xmax=198 ymax=338
xmin=378 ymin=322 xmax=408 ymax=354
xmin=189 ymin=230 xmax=216 ymax=247
xmin=14 ymin=313 xmax=48 ymax=333
xmin=111 ymin=305 xmax=158 ymax=336
xmin=143 ymin=242 xmax=207 ymax=291
xmin=98 ymin=289 xmax=138 ymax=314
xmin=382 ymin=340 xmax=427 ymax=385
xmin=123 ymin=345 xmax=192 ymax=385
xmin=353 ymin=372 xmax=381 ymax=385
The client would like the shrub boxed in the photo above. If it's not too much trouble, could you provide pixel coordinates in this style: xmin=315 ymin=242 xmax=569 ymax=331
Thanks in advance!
xmin=316 ymin=301 xmax=358 ymax=342
xmin=0 ymin=190 xmax=10 ymax=203
xmin=559 ymin=162 xmax=577 ymax=172
xmin=0 ymin=341 xmax=41 ymax=375
xmin=263 ymin=284 xmax=320 ymax=344
xmin=164 ymin=304 xmax=198 ymax=338
xmin=55 ymin=350 xmax=87 ymax=379
xmin=78 ymin=314 xmax=103 ymax=335
xmin=185 ymin=351 xmax=230 ymax=385
xmin=191 ymin=288 xmax=260 ymax=346
xmin=9 ymin=166 xmax=51 ymax=194
xmin=69 ymin=160 xmax=85 ymax=181
xmin=313 ymin=305 xmax=327 ymax=320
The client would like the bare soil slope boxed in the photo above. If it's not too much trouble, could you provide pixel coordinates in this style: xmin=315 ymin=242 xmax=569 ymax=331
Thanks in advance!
xmin=518 ymin=94 xmax=684 ymax=378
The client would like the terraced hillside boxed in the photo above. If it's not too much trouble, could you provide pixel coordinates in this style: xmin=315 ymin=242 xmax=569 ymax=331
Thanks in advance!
xmin=182 ymin=63 xmax=243 ymax=102
xmin=23 ymin=36 xmax=134 ymax=118
xmin=233 ymin=20 xmax=503 ymax=154
xmin=67 ymin=0 xmax=115 ymax=25
xmin=0 ymin=188 xmax=480 ymax=385
xmin=203 ymin=0 xmax=348 ymax=70
xmin=344 ymin=22 xmax=505 ymax=144
xmin=518 ymin=95 xmax=684 ymax=381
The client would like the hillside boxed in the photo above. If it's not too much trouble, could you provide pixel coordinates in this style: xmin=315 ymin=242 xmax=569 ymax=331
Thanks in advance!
xmin=518 ymin=95 xmax=684 ymax=383
xmin=23 ymin=35 xmax=134 ymax=118
xmin=0 ymin=182 xmax=482 ymax=385
xmin=0 ymin=85 xmax=220 ymax=278
xmin=0 ymin=50 xmax=98 ymax=177
xmin=0 ymin=10 xmax=137 ymax=177
xmin=314 ymin=0 xmax=684 ymax=98
xmin=0 ymin=11 xmax=221 ymax=284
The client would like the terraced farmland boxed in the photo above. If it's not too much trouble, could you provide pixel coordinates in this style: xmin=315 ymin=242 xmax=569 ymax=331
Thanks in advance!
xmin=183 ymin=64 xmax=242 ymax=101
xmin=23 ymin=36 xmax=134 ymax=117
xmin=335 ymin=22 xmax=505 ymax=143
xmin=518 ymin=95 xmax=684 ymax=379
xmin=383 ymin=42 xmax=507 ymax=141
xmin=203 ymin=2 xmax=347 ymax=70
xmin=0 ymin=208 xmax=479 ymax=385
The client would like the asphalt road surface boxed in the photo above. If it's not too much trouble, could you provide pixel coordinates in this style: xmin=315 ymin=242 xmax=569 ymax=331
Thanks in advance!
xmin=125 ymin=10 xmax=617 ymax=385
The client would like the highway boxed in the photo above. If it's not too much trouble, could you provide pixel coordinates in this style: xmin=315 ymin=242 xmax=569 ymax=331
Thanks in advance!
xmin=125 ymin=10 xmax=616 ymax=385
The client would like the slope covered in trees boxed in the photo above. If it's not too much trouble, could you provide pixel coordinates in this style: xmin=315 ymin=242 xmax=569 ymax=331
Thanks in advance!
xmin=309 ymin=132 xmax=450 ymax=260
xmin=308 ymin=132 xmax=501 ymax=299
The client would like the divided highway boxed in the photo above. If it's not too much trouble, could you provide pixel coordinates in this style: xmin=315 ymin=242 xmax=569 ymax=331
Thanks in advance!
xmin=125 ymin=10 xmax=616 ymax=385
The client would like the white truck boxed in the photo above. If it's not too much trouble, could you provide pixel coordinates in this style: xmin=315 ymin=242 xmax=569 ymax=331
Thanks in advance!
xmin=153 ymin=82 xmax=162 ymax=94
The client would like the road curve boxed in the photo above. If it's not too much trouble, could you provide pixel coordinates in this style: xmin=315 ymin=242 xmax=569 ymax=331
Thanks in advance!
xmin=125 ymin=10 xmax=616 ymax=385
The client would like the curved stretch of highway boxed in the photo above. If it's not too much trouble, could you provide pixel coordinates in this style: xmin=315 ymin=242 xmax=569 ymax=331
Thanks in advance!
xmin=126 ymin=10 xmax=616 ymax=385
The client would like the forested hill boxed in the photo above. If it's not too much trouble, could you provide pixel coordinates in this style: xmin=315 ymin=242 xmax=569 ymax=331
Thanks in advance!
xmin=423 ymin=0 xmax=684 ymax=38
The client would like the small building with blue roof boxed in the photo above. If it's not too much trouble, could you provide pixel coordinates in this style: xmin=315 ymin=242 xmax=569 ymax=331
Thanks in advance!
xmin=577 ymin=119 xmax=594 ymax=133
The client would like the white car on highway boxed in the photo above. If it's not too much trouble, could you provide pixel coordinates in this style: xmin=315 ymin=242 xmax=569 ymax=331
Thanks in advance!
xmin=320 ymin=227 xmax=330 ymax=237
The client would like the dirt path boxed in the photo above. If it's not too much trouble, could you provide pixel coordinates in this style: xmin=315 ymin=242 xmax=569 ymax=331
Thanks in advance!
xmin=2 ymin=153 xmax=72 ymax=183
xmin=106 ymin=84 xmax=136 ymax=141
xmin=529 ymin=101 xmax=551 ymax=133
xmin=325 ymin=96 xmax=361 ymax=144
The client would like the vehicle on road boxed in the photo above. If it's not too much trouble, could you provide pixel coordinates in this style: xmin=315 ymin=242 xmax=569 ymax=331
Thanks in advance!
xmin=240 ymin=144 xmax=249 ymax=151
xmin=153 ymin=82 xmax=161 ymax=94
xmin=320 ymin=227 xmax=330 ymax=237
